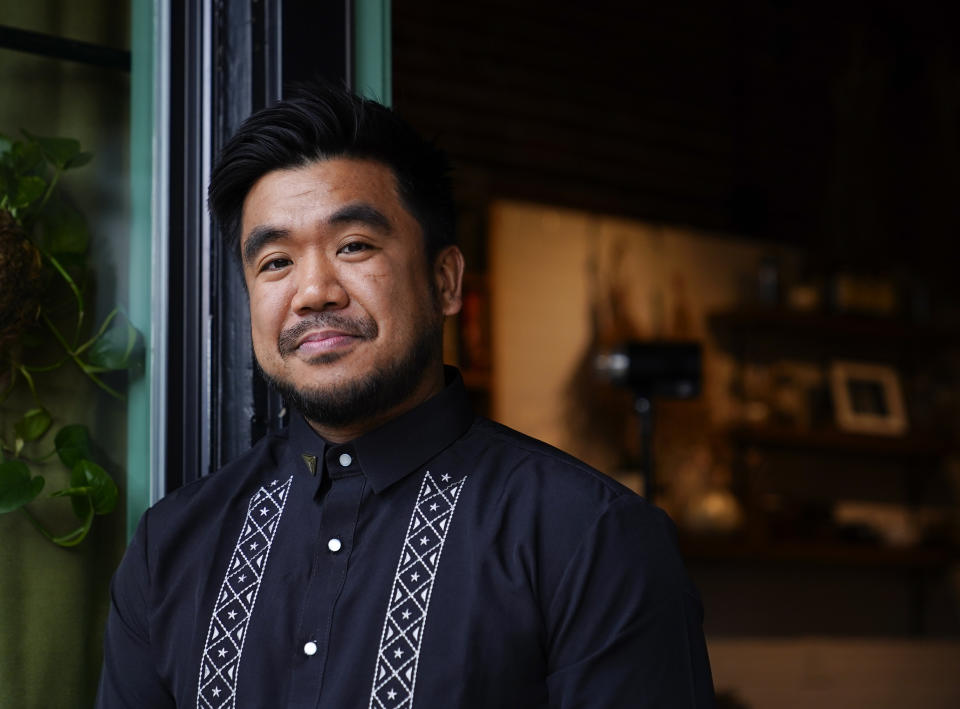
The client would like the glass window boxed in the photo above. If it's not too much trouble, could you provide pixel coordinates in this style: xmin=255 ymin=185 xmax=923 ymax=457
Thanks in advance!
xmin=0 ymin=3 xmax=147 ymax=706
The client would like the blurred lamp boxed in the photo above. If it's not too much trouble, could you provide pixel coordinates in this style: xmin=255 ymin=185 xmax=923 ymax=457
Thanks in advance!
xmin=594 ymin=341 xmax=702 ymax=499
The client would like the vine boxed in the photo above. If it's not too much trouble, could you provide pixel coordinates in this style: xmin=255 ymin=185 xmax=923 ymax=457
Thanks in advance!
xmin=0 ymin=131 xmax=141 ymax=546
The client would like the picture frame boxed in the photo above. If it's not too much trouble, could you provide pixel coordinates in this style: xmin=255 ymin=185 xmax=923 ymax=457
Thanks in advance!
xmin=829 ymin=360 xmax=908 ymax=436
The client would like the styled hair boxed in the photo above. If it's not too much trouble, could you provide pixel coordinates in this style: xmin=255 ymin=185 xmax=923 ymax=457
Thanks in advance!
xmin=208 ymin=82 xmax=455 ymax=262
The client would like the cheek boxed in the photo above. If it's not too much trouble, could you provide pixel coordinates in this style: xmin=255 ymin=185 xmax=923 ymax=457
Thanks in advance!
xmin=248 ymin=286 xmax=289 ymax=348
xmin=351 ymin=270 xmax=396 ymax=314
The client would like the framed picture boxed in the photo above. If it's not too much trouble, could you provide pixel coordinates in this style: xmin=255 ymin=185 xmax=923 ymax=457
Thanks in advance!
xmin=829 ymin=360 xmax=908 ymax=436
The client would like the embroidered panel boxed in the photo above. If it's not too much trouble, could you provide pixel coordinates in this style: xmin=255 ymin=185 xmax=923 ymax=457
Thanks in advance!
xmin=197 ymin=477 xmax=293 ymax=709
xmin=369 ymin=471 xmax=467 ymax=709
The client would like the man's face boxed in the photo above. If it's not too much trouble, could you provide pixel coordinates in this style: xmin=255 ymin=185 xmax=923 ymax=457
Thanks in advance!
xmin=240 ymin=158 xmax=462 ymax=434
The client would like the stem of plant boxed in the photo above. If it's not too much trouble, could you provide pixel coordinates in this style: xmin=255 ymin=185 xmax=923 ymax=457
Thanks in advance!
xmin=74 ymin=308 xmax=118 ymax=356
xmin=44 ymin=252 xmax=85 ymax=341
xmin=17 ymin=365 xmax=41 ymax=405
xmin=42 ymin=314 xmax=124 ymax=399
xmin=36 ymin=166 xmax=61 ymax=213
xmin=20 ymin=506 xmax=56 ymax=543
xmin=24 ymin=355 xmax=70 ymax=373
xmin=21 ymin=500 xmax=95 ymax=547
xmin=81 ymin=368 xmax=124 ymax=400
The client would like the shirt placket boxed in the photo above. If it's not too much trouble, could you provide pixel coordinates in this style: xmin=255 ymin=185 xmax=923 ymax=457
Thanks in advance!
xmin=287 ymin=444 xmax=366 ymax=709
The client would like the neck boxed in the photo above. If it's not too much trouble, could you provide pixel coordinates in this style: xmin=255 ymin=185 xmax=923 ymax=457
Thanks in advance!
xmin=305 ymin=364 xmax=446 ymax=443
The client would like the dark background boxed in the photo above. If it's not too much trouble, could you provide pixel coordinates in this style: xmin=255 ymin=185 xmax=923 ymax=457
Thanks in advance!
xmin=391 ymin=0 xmax=960 ymax=641
xmin=394 ymin=0 xmax=960 ymax=294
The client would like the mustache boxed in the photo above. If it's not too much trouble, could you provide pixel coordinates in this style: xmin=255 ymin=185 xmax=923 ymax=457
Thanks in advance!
xmin=277 ymin=313 xmax=378 ymax=356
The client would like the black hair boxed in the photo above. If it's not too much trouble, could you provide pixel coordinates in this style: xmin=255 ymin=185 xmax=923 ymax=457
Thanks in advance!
xmin=208 ymin=81 xmax=455 ymax=263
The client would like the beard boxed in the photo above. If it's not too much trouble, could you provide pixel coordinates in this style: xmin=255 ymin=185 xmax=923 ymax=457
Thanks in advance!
xmin=259 ymin=308 xmax=444 ymax=430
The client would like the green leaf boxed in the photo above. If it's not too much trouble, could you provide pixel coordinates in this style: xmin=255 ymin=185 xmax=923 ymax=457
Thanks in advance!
xmin=0 ymin=460 xmax=45 ymax=514
xmin=23 ymin=131 xmax=82 ymax=170
xmin=0 ymin=133 xmax=13 ymax=156
xmin=55 ymin=425 xmax=91 ymax=469
xmin=11 ymin=175 xmax=46 ymax=209
xmin=85 ymin=314 xmax=141 ymax=371
xmin=51 ymin=481 xmax=90 ymax=519
xmin=14 ymin=408 xmax=52 ymax=442
xmin=38 ymin=202 xmax=89 ymax=255
xmin=11 ymin=139 xmax=44 ymax=174
xmin=65 ymin=151 xmax=93 ymax=169
xmin=70 ymin=459 xmax=117 ymax=516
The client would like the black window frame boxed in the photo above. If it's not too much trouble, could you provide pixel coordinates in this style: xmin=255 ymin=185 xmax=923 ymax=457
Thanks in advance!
xmin=165 ymin=0 xmax=352 ymax=492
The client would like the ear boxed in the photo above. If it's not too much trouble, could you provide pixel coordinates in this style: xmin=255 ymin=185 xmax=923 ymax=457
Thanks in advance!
xmin=433 ymin=245 xmax=465 ymax=316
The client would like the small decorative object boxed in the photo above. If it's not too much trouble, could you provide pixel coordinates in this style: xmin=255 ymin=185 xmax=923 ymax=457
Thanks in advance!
xmin=785 ymin=282 xmax=821 ymax=312
xmin=739 ymin=362 xmax=772 ymax=424
xmin=770 ymin=360 xmax=823 ymax=429
xmin=684 ymin=488 xmax=744 ymax=535
xmin=665 ymin=445 xmax=743 ymax=536
xmin=833 ymin=501 xmax=919 ymax=547
xmin=830 ymin=273 xmax=898 ymax=316
xmin=830 ymin=360 xmax=908 ymax=436
xmin=741 ymin=400 xmax=771 ymax=425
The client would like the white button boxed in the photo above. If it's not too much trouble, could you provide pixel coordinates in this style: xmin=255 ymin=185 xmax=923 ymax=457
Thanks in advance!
xmin=327 ymin=538 xmax=342 ymax=553
xmin=338 ymin=453 xmax=352 ymax=467
xmin=303 ymin=641 xmax=318 ymax=656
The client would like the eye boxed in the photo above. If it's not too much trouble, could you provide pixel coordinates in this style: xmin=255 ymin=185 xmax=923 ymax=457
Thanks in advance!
xmin=338 ymin=241 xmax=371 ymax=255
xmin=260 ymin=257 xmax=292 ymax=273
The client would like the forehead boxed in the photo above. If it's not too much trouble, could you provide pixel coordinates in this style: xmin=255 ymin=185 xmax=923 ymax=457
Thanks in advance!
xmin=240 ymin=157 xmax=406 ymax=235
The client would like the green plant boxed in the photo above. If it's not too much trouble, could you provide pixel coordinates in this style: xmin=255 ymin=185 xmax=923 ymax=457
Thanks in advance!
xmin=0 ymin=131 xmax=141 ymax=546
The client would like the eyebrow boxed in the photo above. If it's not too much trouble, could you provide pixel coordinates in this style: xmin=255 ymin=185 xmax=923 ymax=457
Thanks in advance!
xmin=241 ymin=202 xmax=393 ymax=266
xmin=327 ymin=203 xmax=392 ymax=232
xmin=242 ymin=226 xmax=288 ymax=266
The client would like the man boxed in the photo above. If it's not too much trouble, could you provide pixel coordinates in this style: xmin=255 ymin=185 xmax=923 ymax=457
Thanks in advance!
xmin=97 ymin=83 xmax=714 ymax=708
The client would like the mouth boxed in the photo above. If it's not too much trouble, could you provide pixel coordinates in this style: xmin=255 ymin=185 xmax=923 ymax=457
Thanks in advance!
xmin=294 ymin=329 xmax=362 ymax=357
xmin=277 ymin=313 xmax=379 ymax=359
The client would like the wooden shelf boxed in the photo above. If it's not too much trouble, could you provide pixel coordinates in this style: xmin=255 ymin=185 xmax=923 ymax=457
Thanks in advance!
xmin=725 ymin=424 xmax=952 ymax=459
xmin=680 ymin=536 xmax=959 ymax=568
xmin=708 ymin=307 xmax=957 ymax=344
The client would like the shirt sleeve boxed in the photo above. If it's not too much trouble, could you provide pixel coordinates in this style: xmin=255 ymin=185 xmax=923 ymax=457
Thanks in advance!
xmin=544 ymin=495 xmax=714 ymax=708
xmin=96 ymin=510 xmax=176 ymax=709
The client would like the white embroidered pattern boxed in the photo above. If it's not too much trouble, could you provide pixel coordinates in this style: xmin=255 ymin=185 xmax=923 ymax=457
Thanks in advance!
xmin=369 ymin=470 xmax=467 ymax=709
xmin=197 ymin=476 xmax=293 ymax=709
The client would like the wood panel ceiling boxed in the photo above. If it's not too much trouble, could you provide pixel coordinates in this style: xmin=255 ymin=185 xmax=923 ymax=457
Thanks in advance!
xmin=393 ymin=0 xmax=960 ymax=278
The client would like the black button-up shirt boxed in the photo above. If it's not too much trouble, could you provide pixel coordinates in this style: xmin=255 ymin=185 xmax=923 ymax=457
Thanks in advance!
xmin=97 ymin=369 xmax=713 ymax=708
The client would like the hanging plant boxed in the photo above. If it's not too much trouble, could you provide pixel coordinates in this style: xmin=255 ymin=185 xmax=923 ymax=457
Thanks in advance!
xmin=0 ymin=131 xmax=141 ymax=546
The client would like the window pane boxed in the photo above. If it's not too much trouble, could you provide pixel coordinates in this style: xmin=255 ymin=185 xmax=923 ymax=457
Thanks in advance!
xmin=0 ymin=4 xmax=137 ymax=706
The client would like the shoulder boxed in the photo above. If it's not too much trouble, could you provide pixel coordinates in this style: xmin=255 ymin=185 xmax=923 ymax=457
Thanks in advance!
xmin=140 ymin=428 xmax=291 ymax=551
xmin=456 ymin=416 xmax=636 ymax=506
xmin=443 ymin=416 xmax=671 ymax=561
xmin=443 ymin=417 xmax=688 ymax=608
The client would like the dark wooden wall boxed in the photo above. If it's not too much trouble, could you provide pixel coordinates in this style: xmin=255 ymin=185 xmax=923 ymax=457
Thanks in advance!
xmin=394 ymin=0 xmax=960 ymax=284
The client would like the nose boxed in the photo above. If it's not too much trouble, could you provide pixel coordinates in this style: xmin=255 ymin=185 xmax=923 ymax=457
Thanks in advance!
xmin=290 ymin=252 xmax=348 ymax=314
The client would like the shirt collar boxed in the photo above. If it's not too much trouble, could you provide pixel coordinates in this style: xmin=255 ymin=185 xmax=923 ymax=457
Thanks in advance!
xmin=283 ymin=366 xmax=475 ymax=494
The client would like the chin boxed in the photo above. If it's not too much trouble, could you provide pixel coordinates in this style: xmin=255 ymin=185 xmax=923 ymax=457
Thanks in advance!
xmin=259 ymin=317 xmax=444 ymax=429
xmin=300 ymin=350 xmax=352 ymax=366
